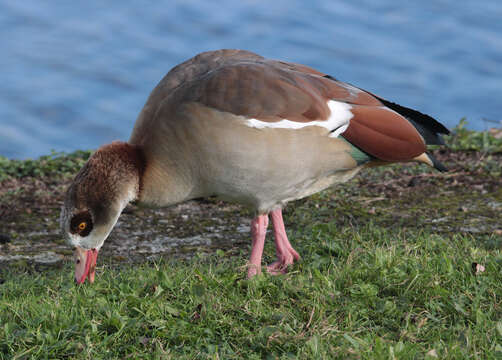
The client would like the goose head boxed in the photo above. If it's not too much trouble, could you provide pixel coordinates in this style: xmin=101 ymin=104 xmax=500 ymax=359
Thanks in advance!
xmin=60 ymin=142 xmax=143 ymax=284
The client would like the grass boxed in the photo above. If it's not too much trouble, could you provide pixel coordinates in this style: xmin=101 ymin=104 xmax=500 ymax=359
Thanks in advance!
xmin=1 ymin=225 xmax=501 ymax=359
xmin=444 ymin=119 xmax=502 ymax=153
xmin=0 ymin=150 xmax=91 ymax=182
xmin=0 ymin=121 xmax=501 ymax=359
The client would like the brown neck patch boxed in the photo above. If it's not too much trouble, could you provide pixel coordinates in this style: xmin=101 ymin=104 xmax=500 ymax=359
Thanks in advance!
xmin=69 ymin=141 xmax=145 ymax=213
xmin=96 ymin=141 xmax=146 ymax=198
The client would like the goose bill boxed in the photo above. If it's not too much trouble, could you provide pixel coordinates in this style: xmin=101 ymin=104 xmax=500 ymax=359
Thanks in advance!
xmin=74 ymin=247 xmax=98 ymax=284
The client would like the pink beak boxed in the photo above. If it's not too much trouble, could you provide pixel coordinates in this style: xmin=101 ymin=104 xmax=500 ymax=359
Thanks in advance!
xmin=74 ymin=247 xmax=99 ymax=284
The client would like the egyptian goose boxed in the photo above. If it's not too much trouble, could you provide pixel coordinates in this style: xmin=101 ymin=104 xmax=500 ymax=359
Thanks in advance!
xmin=60 ymin=49 xmax=449 ymax=283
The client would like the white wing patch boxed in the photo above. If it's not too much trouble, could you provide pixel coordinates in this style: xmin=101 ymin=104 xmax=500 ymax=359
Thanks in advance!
xmin=244 ymin=100 xmax=353 ymax=138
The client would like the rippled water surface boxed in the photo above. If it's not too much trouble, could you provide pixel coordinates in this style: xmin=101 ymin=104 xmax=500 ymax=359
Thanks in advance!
xmin=1 ymin=0 xmax=501 ymax=158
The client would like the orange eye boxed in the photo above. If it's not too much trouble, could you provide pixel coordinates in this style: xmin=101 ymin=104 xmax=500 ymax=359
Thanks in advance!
xmin=78 ymin=222 xmax=87 ymax=231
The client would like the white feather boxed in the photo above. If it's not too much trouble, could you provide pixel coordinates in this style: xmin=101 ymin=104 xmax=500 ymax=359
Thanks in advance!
xmin=244 ymin=100 xmax=353 ymax=137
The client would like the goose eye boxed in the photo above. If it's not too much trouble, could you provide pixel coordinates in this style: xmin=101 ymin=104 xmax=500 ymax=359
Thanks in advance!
xmin=70 ymin=211 xmax=93 ymax=236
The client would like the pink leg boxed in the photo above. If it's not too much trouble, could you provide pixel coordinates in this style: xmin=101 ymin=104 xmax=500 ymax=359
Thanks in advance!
xmin=247 ymin=214 xmax=269 ymax=278
xmin=267 ymin=208 xmax=300 ymax=274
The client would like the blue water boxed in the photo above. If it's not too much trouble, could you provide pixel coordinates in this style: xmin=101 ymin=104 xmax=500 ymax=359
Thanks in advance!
xmin=1 ymin=1 xmax=501 ymax=159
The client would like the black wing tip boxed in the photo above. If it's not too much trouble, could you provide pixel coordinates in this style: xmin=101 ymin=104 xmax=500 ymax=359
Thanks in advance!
xmin=323 ymin=74 xmax=339 ymax=81
xmin=427 ymin=153 xmax=448 ymax=172
xmin=375 ymin=96 xmax=450 ymax=136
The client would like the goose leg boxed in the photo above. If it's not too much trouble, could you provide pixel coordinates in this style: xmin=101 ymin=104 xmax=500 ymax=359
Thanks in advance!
xmin=267 ymin=208 xmax=300 ymax=274
xmin=247 ymin=213 xmax=269 ymax=278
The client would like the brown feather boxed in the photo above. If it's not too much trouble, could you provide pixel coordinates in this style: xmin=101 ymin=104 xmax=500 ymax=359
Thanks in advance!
xmin=142 ymin=49 xmax=382 ymax=125
xmin=342 ymin=106 xmax=426 ymax=161
xmin=134 ymin=49 xmax=438 ymax=164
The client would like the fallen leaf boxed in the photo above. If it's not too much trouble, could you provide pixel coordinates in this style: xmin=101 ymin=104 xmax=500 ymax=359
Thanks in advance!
xmin=417 ymin=317 xmax=428 ymax=328
xmin=426 ymin=349 xmax=438 ymax=358
xmin=191 ymin=303 xmax=202 ymax=322
xmin=471 ymin=262 xmax=485 ymax=275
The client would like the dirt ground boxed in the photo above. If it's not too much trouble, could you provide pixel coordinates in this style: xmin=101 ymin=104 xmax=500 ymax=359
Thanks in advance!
xmin=0 ymin=149 xmax=501 ymax=270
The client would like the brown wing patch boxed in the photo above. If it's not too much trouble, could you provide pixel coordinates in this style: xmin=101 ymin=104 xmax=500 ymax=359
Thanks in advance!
xmin=268 ymin=61 xmax=384 ymax=106
xmin=181 ymin=60 xmax=383 ymax=123
xmin=342 ymin=105 xmax=426 ymax=161
xmin=145 ymin=50 xmax=384 ymax=125
xmin=272 ymin=60 xmax=327 ymax=76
